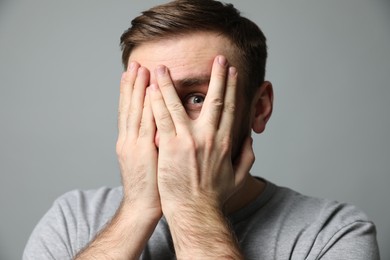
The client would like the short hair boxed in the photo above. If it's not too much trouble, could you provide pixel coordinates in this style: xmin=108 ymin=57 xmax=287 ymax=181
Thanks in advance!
xmin=120 ymin=0 xmax=267 ymax=97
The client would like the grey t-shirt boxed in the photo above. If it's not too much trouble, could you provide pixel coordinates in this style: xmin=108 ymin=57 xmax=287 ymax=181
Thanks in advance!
xmin=23 ymin=180 xmax=380 ymax=259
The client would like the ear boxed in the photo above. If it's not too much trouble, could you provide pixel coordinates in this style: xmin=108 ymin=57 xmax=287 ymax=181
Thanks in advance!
xmin=251 ymin=81 xmax=274 ymax=133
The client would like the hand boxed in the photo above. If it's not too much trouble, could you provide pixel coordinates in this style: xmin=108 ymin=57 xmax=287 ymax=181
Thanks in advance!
xmin=76 ymin=64 xmax=162 ymax=259
xmin=116 ymin=62 xmax=161 ymax=219
xmin=148 ymin=55 xmax=252 ymax=259
xmin=149 ymin=55 xmax=254 ymax=213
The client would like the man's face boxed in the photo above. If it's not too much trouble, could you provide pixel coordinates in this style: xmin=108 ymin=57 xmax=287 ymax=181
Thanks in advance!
xmin=128 ymin=32 xmax=251 ymax=159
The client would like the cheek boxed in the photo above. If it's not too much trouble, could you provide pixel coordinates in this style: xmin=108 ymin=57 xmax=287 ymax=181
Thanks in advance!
xmin=187 ymin=111 xmax=201 ymax=120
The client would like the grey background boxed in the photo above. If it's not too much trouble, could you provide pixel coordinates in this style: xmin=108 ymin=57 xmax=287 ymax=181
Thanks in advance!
xmin=0 ymin=0 xmax=389 ymax=259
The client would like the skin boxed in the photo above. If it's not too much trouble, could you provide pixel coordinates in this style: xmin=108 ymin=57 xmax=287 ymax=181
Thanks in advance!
xmin=76 ymin=31 xmax=273 ymax=259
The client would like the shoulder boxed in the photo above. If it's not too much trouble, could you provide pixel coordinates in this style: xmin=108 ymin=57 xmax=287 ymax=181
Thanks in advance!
xmin=51 ymin=186 xmax=123 ymax=238
xmin=23 ymin=186 xmax=123 ymax=259
xmin=55 ymin=186 xmax=123 ymax=215
xmin=268 ymin=184 xmax=379 ymax=259
xmin=271 ymin=184 xmax=373 ymax=227
xmin=236 ymin=179 xmax=379 ymax=259
xmin=51 ymin=186 xmax=123 ymax=231
xmin=233 ymin=179 xmax=373 ymax=227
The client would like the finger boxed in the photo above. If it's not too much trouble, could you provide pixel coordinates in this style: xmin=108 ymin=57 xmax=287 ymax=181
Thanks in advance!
xmin=219 ymin=66 xmax=238 ymax=133
xmin=199 ymin=55 xmax=228 ymax=129
xmin=233 ymin=136 xmax=254 ymax=188
xmin=155 ymin=65 xmax=188 ymax=129
xmin=138 ymin=87 xmax=156 ymax=142
xmin=149 ymin=83 xmax=177 ymax=140
xmin=117 ymin=62 xmax=139 ymax=148
xmin=127 ymin=67 xmax=150 ymax=139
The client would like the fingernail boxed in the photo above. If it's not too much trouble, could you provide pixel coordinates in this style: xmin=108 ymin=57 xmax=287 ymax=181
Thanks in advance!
xmin=156 ymin=65 xmax=166 ymax=76
xmin=229 ymin=66 xmax=237 ymax=76
xmin=121 ymin=72 xmax=126 ymax=80
xmin=128 ymin=62 xmax=136 ymax=72
xmin=137 ymin=66 xmax=145 ymax=75
xmin=218 ymin=56 xmax=227 ymax=66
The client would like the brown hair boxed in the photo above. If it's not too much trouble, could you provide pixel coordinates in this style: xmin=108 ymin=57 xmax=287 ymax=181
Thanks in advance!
xmin=120 ymin=0 xmax=267 ymax=97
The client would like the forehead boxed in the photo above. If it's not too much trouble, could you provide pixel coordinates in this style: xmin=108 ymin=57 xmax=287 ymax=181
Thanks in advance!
xmin=128 ymin=32 xmax=238 ymax=83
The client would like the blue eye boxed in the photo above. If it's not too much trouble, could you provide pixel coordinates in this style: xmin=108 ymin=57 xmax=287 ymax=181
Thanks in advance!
xmin=183 ymin=93 xmax=205 ymax=119
xmin=187 ymin=95 xmax=205 ymax=105
xmin=183 ymin=94 xmax=205 ymax=112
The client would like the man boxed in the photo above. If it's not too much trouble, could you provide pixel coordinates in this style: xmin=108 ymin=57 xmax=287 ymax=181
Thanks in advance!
xmin=24 ymin=0 xmax=379 ymax=259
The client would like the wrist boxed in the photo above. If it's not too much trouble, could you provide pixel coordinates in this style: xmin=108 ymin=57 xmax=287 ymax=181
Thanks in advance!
xmin=75 ymin=199 xmax=161 ymax=259
xmin=161 ymin=191 xmax=221 ymax=216
xmin=163 ymin=201 xmax=242 ymax=259
xmin=119 ymin=199 xmax=162 ymax=224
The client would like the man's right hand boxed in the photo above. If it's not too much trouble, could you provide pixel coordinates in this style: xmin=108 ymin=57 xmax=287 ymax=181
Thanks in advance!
xmin=76 ymin=63 xmax=161 ymax=259
xmin=116 ymin=62 xmax=161 ymax=220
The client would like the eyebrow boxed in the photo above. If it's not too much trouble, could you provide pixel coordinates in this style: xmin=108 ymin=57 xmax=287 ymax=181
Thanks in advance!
xmin=173 ymin=76 xmax=210 ymax=89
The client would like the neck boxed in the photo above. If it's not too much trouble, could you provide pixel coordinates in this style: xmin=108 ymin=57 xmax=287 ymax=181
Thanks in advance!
xmin=224 ymin=174 xmax=266 ymax=215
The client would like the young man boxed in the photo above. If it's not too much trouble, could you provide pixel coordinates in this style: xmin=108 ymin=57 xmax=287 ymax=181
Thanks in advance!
xmin=24 ymin=1 xmax=379 ymax=259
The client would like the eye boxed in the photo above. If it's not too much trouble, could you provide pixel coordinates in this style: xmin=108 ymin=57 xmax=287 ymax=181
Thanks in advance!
xmin=183 ymin=93 xmax=205 ymax=111
xmin=188 ymin=95 xmax=205 ymax=104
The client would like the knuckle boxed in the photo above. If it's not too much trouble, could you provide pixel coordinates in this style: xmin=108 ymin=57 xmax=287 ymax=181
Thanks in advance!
xmin=220 ymin=136 xmax=232 ymax=155
xmin=116 ymin=141 xmax=132 ymax=162
xmin=119 ymin=99 xmax=130 ymax=109
xmin=223 ymin=102 xmax=236 ymax=114
xmin=117 ymin=109 xmax=126 ymax=120
xmin=214 ymin=67 xmax=227 ymax=79
xmin=138 ymin=122 xmax=150 ymax=137
xmin=156 ymin=112 xmax=172 ymax=130
xmin=159 ymin=111 xmax=171 ymax=121
xmin=117 ymin=148 xmax=127 ymax=162
xmin=168 ymin=101 xmax=183 ymax=113
xmin=203 ymin=133 xmax=216 ymax=148
xmin=138 ymin=129 xmax=147 ymax=138
xmin=129 ymin=105 xmax=138 ymax=116
xmin=120 ymin=75 xmax=128 ymax=84
xmin=115 ymin=144 xmax=122 ymax=158
xmin=159 ymin=80 xmax=173 ymax=90
xmin=158 ymin=120 xmax=171 ymax=132
xmin=120 ymin=81 xmax=127 ymax=93
xmin=209 ymin=97 xmax=224 ymax=108
xmin=120 ymin=77 xmax=130 ymax=89
xmin=127 ymin=107 xmax=137 ymax=122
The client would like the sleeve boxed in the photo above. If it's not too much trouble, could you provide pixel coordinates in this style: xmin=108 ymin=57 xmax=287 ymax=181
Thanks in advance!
xmin=317 ymin=220 xmax=380 ymax=260
xmin=303 ymin=201 xmax=381 ymax=260
xmin=23 ymin=187 xmax=122 ymax=260
xmin=23 ymin=191 xmax=89 ymax=260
